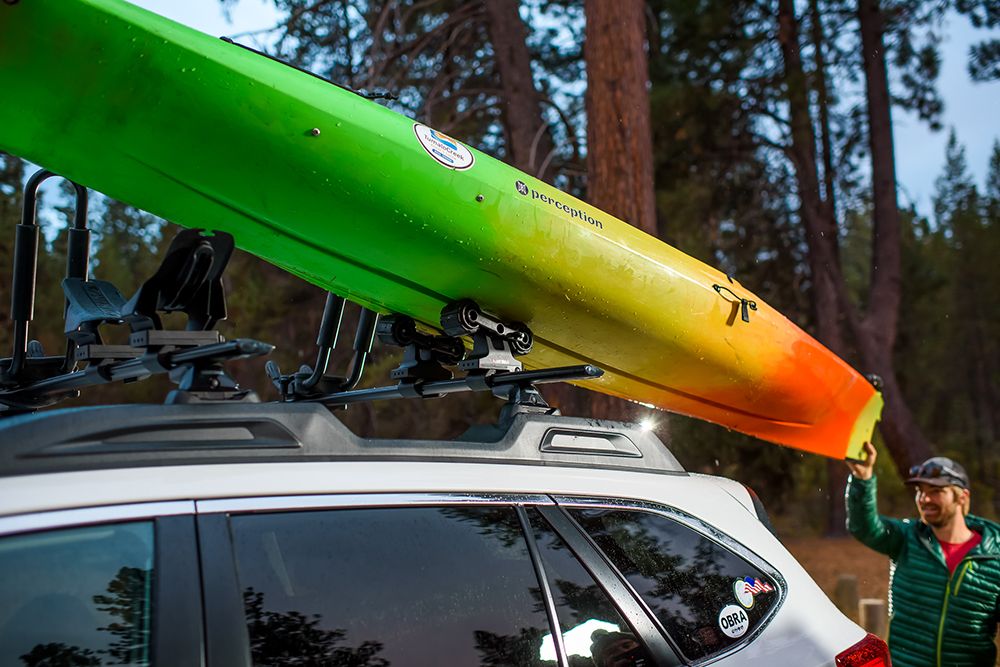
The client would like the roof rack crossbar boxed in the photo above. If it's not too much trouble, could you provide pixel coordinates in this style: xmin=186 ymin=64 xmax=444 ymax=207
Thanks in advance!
xmin=312 ymin=364 xmax=602 ymax=407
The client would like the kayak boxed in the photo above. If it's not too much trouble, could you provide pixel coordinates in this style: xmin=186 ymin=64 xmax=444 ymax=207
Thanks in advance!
xmin=0 ymin=0 xmax=882 ymax=459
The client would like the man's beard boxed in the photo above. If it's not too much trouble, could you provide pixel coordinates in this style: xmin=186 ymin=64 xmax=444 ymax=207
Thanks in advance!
xmin=921 ymin=503 xmax=957 ymax=528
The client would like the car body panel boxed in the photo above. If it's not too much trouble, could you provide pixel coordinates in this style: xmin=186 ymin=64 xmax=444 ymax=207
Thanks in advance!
xmin=0 ymin=459 xmax=863 ymax=666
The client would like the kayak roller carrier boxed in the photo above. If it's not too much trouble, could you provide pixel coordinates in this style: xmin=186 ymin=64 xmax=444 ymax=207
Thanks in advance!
xmin=0 ymin=172 xmax=600 ymax=414
xmin=269 ymin=297 xmax=602 ymax=412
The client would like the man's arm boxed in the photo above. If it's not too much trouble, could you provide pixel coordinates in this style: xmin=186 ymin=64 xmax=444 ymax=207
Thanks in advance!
xmin=845 ymin=442 xmax=906 ymax=559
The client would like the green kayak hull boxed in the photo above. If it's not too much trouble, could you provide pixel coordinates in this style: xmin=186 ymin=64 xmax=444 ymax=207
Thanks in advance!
xmin=0 ymin=0 xmax=881 ymax=459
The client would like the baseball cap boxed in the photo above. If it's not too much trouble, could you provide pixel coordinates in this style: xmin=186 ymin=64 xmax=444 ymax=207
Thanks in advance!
xmin=906 ymin=457 xmax=969 ymax=490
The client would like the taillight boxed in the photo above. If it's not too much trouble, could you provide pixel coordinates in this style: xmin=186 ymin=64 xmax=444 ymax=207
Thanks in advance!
xmin=835 ymin=633 xmax=891 ymax=666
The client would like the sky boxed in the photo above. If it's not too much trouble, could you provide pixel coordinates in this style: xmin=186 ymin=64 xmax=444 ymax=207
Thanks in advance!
xmin=132 ymin=1 xmax=1000 ymax=220
xmin=893 ymin=15 xmax=1000 ymax=215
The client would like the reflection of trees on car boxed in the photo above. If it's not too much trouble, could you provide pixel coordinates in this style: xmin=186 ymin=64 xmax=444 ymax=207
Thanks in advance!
xmin=243 ymin=588 xmax=389 ymax=667
xmin=474 ymin=627 xmax=554 ymax=667
xmin=17 ymin=566 xmax=152 ymax=667
xmin=438 ymin=506 xmax=526 ymax=549
xmin=550 ymin=579 xmax=619 ymax=626
xmin=93 ymin=566 xmax=151 ymax=665
xmin=19 ymin=642 xmax=100 ymax=667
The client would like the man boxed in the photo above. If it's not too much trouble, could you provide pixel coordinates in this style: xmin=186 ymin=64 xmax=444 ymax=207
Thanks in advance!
xmin=846 ymin=442 xmax=1000 ymax=666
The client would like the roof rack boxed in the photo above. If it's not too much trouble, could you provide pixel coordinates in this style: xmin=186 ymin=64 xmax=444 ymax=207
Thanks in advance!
xmin=0 ymin=171 xmax=602 ymax=419
xmin=0 ymin=402 xmax=683 ymax=478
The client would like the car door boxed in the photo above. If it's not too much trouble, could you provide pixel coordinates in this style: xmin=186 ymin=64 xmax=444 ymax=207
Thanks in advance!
xmin=194 ymin=493 xmax=682 ymax=667
xmin=0 ymin=494 xmax=786 ymax=667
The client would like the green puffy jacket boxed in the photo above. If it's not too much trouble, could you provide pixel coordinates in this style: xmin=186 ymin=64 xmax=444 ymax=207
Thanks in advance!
xmin=846 ymin=475 xmax=1000 ymax=667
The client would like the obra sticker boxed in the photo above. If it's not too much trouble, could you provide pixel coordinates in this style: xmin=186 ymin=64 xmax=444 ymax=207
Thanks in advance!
xmin=718 ymin=604 xmax=750 ymax=639
xmin=414 ymin=123 xmax=474 ymax=170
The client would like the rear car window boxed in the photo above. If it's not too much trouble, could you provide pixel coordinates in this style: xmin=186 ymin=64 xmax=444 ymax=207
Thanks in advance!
xmin=0 ymin=522 xmax=154 ymax=666
xmin=230 ymin=506 xmax=556 ymax=666
xmin=569 ymin=508 xmax=778 ymax=662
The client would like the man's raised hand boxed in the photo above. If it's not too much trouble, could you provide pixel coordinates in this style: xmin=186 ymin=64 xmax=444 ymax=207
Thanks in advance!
xmin=846 ymin=441 xmax=877 ymax=480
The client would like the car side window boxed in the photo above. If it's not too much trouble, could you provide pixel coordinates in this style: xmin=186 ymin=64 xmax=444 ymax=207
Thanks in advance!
xmin=0 ymin=522 xmax=155 ymax=667
xmin=230 ymin=506 xmax=557 ymax=667
xmin=527 ymin=509 xmax=653 ymax=667
xmin=569 ymin=508 xmax=778 ymax=663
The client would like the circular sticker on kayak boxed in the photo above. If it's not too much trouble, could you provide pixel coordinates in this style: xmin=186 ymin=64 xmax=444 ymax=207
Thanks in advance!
xmin=718 ymin=604 xmax=749 ymax=639
xmin=733 ymin=579 xmax=755 ymax=609
xmin=414 ymin=123 xmax=474 ymax=170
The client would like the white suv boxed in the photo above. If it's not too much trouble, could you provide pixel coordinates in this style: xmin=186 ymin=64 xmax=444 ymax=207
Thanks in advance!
xmin=0 ymin=402 xmax=889 ymax=666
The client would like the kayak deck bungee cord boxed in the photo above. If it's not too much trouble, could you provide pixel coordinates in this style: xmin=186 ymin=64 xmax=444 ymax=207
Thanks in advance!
xmin=0 ymin=0 xmax=882 ymax=459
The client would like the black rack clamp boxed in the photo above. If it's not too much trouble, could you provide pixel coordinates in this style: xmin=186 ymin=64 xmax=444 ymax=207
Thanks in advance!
xmin=378 ymin=315 xmax=465 ymax=383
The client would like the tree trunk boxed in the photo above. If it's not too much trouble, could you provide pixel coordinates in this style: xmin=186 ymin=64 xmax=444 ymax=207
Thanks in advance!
xmin=810 ymin=0 xmax=838 ymax=218
xmin=857 ymin=0 xmax=901 ymax=346
xmin=544 ymin=0 xmax=656 ymax=418
xmin=778 ymin=0 xmax=853 ymax=535
xmin=777 ymin=0 xmax=843 ymax=343
xmin=856 ymin=0 xmax=933 ymax=475
xmin=583 ymin=0 xmax=657 ymax=236
xmin=484 ymin=0 xmax=556 ymax=183
xmin=809 ymin=0 xmax=851 ymax=536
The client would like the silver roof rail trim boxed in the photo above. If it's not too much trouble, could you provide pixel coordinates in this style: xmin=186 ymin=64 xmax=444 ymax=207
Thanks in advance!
xmin=197 ymin=492 xmax=555 ymax=514
xmin=0 ymin=500 xmax=195 ymax=537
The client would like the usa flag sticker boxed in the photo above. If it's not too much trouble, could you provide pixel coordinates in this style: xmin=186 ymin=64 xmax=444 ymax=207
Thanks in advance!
xmin=734 ymin=577 xmax=774 ymax=609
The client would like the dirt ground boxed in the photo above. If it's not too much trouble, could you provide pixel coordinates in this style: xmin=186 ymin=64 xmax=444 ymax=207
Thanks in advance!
xmin=784 ymin=536 xmax=1000 ymax=664
xmin=784 ymin=537 xmax=890 ymax=604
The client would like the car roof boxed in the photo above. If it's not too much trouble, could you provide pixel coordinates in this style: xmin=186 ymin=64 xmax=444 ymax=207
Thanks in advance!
xmin=0 ymin=403 xmax=686 ymax=478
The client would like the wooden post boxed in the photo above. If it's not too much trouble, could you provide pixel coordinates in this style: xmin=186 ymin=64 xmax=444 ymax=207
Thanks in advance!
xmin=833 ymin=574 xmax=860 ymax=623
xmin=859 ymin=598 xmax=887 ymax=637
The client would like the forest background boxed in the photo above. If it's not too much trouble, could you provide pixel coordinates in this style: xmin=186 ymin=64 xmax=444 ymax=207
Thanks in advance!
xmin=0 ymin=0 xmax=997 ymax=536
